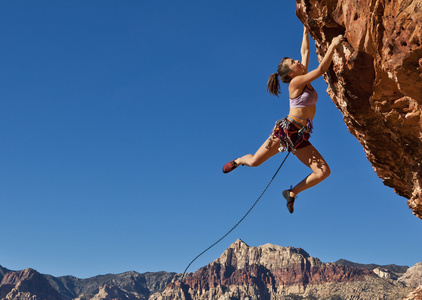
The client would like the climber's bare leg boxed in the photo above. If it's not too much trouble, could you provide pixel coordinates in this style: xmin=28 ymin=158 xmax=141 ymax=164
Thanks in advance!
xmin=289 ymin=144 xmax=330 ymax=197
xmin=235 ymin=137 xmax=281 ymax=167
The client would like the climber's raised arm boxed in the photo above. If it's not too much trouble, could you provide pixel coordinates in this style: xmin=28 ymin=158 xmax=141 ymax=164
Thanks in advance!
xmin=300 ymin=26 xmax=310 ymax=73
xmin=291 ymin=34 xmax=344 ymax=89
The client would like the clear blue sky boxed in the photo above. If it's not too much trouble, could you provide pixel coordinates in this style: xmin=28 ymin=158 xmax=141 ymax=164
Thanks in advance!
xmin=1 ymin=1 xmax=421 ymax=279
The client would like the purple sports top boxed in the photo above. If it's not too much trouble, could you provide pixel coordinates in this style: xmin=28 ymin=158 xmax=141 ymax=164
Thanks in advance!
xmin=289 ymin=86 xmax=318 ymax=108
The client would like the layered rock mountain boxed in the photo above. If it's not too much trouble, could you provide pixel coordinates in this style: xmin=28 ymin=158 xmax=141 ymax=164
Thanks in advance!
xmin=152 ymin=239 xmax=414 ymax=300
xmin=295 ymin=0 xmax=422 ymax=219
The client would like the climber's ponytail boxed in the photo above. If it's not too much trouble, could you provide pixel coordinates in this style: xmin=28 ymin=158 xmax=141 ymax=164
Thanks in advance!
xmin=267 ymin=73 xmax=280 ymax=96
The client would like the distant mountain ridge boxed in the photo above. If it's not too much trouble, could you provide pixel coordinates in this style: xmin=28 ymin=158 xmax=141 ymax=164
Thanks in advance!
xmin=335 ymin=259 xmax=409 ymax=274
xmin=0 ymin=240 xmax=420 ymax=299
xmin=335 ymin=259 xmax=410 ymax=280
xmin=0 ymin=266 xmax=175 ymax=300
xmin=44 ymin=271 xmax=175 ymax=299
xmin=0 ymin=265 xmax=9 ymax=278
xmin=0 ymin=268 xmax=62 ymax=300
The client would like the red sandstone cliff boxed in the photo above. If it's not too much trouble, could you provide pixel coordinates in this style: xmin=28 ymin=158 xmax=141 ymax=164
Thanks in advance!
xmin=295 ymin=0 xmax=422 ymax=219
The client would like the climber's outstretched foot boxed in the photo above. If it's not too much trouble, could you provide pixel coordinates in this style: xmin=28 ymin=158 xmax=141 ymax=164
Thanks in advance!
xmin=222 ymin=159 xmax=239 ymax=174
xmin=282 ymin=189 xmax=295 ymax=214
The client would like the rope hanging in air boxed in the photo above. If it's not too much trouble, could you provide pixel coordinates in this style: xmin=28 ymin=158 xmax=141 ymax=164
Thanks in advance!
xmin=180 ymin=151 xmax=291 ymax=282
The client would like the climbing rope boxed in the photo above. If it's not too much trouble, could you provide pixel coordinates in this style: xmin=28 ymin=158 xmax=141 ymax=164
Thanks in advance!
xmin=180 ymin=151 xmax=291 ymax=282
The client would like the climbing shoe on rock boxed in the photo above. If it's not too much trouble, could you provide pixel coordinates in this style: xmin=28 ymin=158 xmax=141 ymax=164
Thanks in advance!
xmin=282 ymin=189 xmax=295 ymax=214
xmin=222 ymin=160 xmax=239 ymax=174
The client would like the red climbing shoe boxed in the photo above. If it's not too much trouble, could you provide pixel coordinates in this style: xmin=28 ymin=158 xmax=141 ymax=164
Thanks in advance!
xmin=282 ymin=189 xmax=295 ymax=214
xmin=222 ymin=160 xmax=239 ymax=174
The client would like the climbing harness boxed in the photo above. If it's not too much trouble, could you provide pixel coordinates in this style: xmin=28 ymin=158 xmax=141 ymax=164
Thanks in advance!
xmin=180 ymin=151 xmax=291 ymax=283
xmin=268 ymin=116 xmax=313 ymax=153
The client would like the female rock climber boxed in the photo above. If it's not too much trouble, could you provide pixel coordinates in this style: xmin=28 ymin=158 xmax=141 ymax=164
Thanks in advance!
xmin=222 ymin=26 xmax=344 ymax=214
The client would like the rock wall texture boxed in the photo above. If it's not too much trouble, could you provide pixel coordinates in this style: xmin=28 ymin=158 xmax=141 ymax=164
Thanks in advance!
xmin=399 ymin=262 xmax=422 ymax=288
xmin=151 ymin=239 xmax=412 ymax=300
xmin=296 ymin=0 xmax=422 ymax=219
xmin=403 ymin=285 xmax=422 ymax=300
